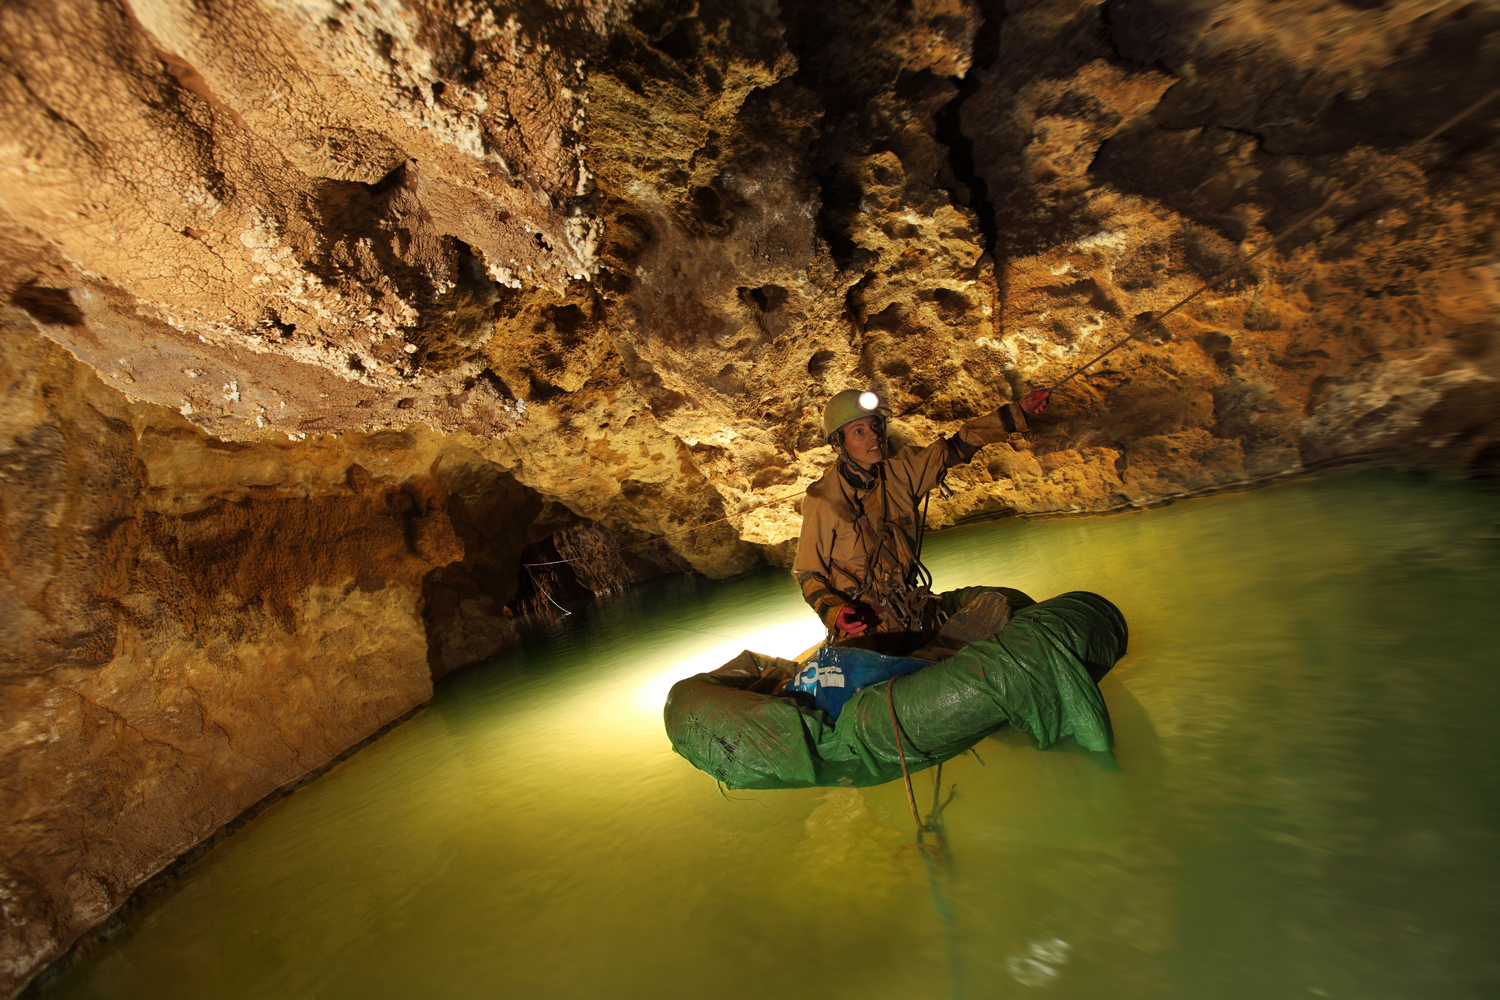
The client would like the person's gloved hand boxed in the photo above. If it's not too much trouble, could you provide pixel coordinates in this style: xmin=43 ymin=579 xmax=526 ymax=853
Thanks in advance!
xmin=835 ymin=602 xmax=879 ymax=636
xmin=1019 ymin=389 xmax=1051 ymax=414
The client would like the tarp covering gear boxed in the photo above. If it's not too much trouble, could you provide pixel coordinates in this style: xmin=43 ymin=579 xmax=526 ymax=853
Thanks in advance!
xmin=913 ymin=589 xmax=1017 ymax=658
xmin=663 ymin=591 xmax=1128 ymax=790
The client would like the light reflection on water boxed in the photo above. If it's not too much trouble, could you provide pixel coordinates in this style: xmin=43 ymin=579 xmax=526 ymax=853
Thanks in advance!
xmin=46 ymin=470 xmax=1500 ymax=999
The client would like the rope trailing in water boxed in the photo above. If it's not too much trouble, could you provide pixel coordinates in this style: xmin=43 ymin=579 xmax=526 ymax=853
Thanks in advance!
xmin=888 ymin=674 xmax=964 ymax=999
xmin=1045 ymin=85 xmax=1500 ymax=393
xmin=524 ymin=563 xmax=573 ymax=617
xmin=888 ymin=674 xmax=925 ymax=830
xmin=886 ymin=673 xmax=957 ymax=851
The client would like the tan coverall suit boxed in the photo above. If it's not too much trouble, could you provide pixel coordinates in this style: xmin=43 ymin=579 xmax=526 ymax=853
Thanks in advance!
xmin=793 ymin=403 xmax=1030 ymax=640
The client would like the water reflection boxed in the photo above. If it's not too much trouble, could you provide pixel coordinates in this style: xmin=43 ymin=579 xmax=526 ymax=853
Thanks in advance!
xmin=45 ymin=470 xmax=1500 ymax=1000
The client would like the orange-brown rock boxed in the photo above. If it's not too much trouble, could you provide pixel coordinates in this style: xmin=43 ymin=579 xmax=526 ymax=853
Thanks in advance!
xmin=0 ymin=322 xmax=445 ymax=987
xmin=1 ymin=0 xmax=1496 ymax=992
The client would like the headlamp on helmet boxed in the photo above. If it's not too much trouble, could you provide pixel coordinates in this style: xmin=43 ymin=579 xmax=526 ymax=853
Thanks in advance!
xmin=822 ymin=388 xmax=888 ymax=447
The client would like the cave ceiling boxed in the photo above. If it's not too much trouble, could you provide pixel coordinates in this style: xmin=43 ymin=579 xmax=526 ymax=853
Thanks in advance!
xmin=1 ymin=0 xmax=1496 ymax=573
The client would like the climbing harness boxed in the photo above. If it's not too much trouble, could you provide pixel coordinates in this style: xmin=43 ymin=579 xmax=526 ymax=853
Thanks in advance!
xmin=833 ymin=459 xmax=944 ymax=635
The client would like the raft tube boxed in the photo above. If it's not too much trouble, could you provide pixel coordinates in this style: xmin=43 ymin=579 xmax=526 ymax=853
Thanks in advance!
xmin=663 ymin=591 xmax=1128 ymax=790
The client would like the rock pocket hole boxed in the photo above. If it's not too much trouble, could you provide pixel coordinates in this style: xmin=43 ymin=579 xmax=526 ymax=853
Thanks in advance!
xmin=932 ymin=287 xmax=970 ymax=319
xmin=738 ymin=284 xmax=787 ymax=313
xmin=10 ymin=283 xmax=83 ymax=326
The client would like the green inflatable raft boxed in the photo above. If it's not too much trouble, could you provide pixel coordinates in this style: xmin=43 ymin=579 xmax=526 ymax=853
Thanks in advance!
xmin=663 ymin=591 xmax=1128 ymax=790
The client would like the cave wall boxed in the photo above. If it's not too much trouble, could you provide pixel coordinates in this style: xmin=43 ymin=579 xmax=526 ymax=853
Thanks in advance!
xmin=1 ymin=0 xmax=1497 ymax=992
xmin=0 ymin=313 xmax=551 ymax=989
xmin=957 ymin=0 xmax=1500 ymax=509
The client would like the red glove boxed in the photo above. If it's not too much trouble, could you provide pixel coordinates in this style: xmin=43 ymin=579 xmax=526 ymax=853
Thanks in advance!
xmin=835 ymin=603 xmax=878 ymax=636
xmin=1019 ymin=389 xmax=1051 ymax=414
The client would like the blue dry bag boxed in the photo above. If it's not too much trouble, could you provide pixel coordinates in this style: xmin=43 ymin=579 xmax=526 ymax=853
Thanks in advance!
xmin=785 ymin=645 xmax=929 ymax=719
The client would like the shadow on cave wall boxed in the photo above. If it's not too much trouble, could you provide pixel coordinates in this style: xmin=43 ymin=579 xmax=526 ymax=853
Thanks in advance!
xmin=425 ymin=467 xmax=696 ymax=682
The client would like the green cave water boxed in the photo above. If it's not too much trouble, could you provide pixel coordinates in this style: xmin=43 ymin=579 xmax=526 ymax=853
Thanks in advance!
xmin=44 ymin=470 xmax=1500 ymax=999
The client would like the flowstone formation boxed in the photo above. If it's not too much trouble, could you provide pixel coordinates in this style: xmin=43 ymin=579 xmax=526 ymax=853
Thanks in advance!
xmin=1 ymin=0 xmax=1496 ymax=991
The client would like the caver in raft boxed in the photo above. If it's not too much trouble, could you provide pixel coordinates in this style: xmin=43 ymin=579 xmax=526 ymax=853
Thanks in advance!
xmin=664 ymin=589 xmax=1127 ymax=789
xmin=663 ymin=389 xmax=1127 ymax=790
xmin=794 ymin=385 xmax=1050 ymax=650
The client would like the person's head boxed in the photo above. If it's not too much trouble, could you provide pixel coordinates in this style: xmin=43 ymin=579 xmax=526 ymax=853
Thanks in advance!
xmin=823 ymin=389 xmax=887 ymax=470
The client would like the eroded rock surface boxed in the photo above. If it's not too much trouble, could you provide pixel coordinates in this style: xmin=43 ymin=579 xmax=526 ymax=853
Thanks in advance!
xmin=1 ymin=0 xmax=1496 ymax=991
xmin=0 ymin=322 xmax=431 ymax=984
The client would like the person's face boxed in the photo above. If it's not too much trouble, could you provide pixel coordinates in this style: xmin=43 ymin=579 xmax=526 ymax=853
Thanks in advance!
xmin=840 ymin=416 xmax=883 ymax=469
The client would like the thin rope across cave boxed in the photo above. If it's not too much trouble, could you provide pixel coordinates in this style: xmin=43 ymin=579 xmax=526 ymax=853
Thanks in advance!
xmin=1044 ymin=85 xmax=1500 ymax=393
xmin=521 ymin=86 xmax=1498 ymax=567
xmin=552 ymin=522 xmax=637 ymax=593
xmin=521 ymin=486 xmax=809 ymax=568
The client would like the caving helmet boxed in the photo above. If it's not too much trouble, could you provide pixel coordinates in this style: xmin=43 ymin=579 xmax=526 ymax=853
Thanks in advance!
xmin=823 ymin=389 xmax=887 ymax=447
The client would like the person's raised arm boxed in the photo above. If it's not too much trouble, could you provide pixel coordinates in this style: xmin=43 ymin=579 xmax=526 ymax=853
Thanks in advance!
xmin=945 ymin=389 xmax=1050 ymax=466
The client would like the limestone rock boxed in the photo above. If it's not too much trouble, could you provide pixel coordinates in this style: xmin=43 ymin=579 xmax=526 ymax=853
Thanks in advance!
xmin=0 ymin=325 xmax=454 ymax=989
xmin=1 ymin=0 xmax=1497 ymax=991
